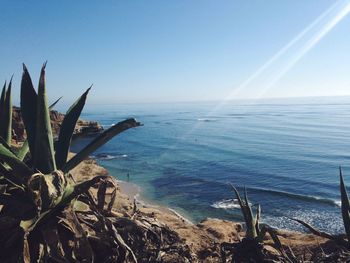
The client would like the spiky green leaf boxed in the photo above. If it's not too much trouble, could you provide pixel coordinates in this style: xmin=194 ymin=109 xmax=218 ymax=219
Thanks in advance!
xmin=0 ymin=162 xmax=22 ymax=187
xmin=0 ymin=80 xmax=13 ymax=144
xmin=291 ymin=217 xmax=336 ymax=241
xmin=0 ymin=81 xmax=5 ymax=110
xmin=230 ymin=184 xmax=257 ymax=239
xmin=49 ymin=96 xmax=62 ymax=110
xmin=255 ymin=204 xmax=261 ymax=235
xmin=3 ymin=78 xmax=13 ymax=144
xmin=55 ymin=88 xmax=90 ymax=169
xmin=0 ymin=143 xmax=32 ymax=183
xmin=21 ymin=175 xmax=106 ymax=232
xmin=0 ymin=82 xmax=6 ymax=136
xmin=33 ymin=63 xmax=56 ymax=173
xmin=0 ymin=136 xmax=16 ymax=155
xmin=244 ymin=187 xmax=257 ymax=238
xmin=340 ymin=167 xmax=350 ymax=246
xmin=15 ymin=96 xmax=62 ymax=161
xmin=17 ymin=140 xmax=29 ymax=161
xmin=62 ymin=118 xmax=141 ymax=173
xmin=230 ymin=185 xmax=250 ymax=229
xmin=20 ymin=64 xmax=38 ymax=159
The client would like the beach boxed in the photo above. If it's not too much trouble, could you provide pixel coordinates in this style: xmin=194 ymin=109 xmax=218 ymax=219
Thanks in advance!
xmin=70 ymin=154 xmax=330 ymax=261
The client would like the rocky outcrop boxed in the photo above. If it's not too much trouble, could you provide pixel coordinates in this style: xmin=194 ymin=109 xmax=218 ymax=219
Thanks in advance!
xmin=12 ymin=106 xmax=103 ymax=141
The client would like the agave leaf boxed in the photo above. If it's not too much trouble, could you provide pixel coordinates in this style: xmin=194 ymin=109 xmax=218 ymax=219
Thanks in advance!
xmin=0 ymin=192 xmax=33 ymax=206
xmin=340 ymin=167 xmax=350 ymax=246
xmin=0 ymin=81 xmax=5 ymax=110
xmin=0 ymin=162 xmax=26 ymax=190
xmin=290 ymin=217 xmax=350 ymax=248
xmin=107 ymin=188 xmax=117 ymax=213
xmin=28 ymin=172 xmax=67 ymax=211
xmin=255 ymin=204 xmax=261 ymax=235
xmin=0 ymin=138 xmax=26 ymax=186
xmin=40 ymin=224 xmax=66 ymax=261
xmin=0 ymin=143 xmax=32 ymax=183
xmin=22 ymin=175 xmax=106 ymax=232
xmin=230 ymin=184 xmax=257 ymax=239
xmin=0 ymin=82 xmax=6 ymax=140
xmin=21 ymin=64 xmax=38 ymax=158
xmin=59 ymin=209 xmax=94 ymax=261
xmin=0 ymin=80 xmax=12 ymax=144
xmin=0 ymin=136 xmax=16 ymax=155
xmin=244 ymin=187 xmax=257 ymax=238
xmin=290 ymin=217 xmax=335 ymax=241
xmin=5 ymin=78 xmax=12 ymax=144
xmin=55 ymin=88 xmax=90 ymax=169
xmin=72 ymin=200 xmax=90 ymax=212
xmin=97 ymin=180 xmax=107 ymax=211
xmin=2 ymin=78 xmax=12 ymax=144
xmin=33 ymin=63 xmax=56 ymax=173
xmin=62 ymin=118 xmax=141 ymax=173
xmin=0 ymin=184 xmax=6 ymax=193
xmin=17 ymin=140 xmax=29 ymax=161
xmin=258 ymin=225 xmax=298 ymax=262
xmin=15 ymin=96 xmax=62 ymax=161
xmin=231 ymin=185 xmax=251 ymax=233
xmin=230 ymin=184 xmax=247 ymax=220
xmin=49 ymin=96 xmax=62 ymax=110
xmin=59 ymin=175 xmax=105 ymax=207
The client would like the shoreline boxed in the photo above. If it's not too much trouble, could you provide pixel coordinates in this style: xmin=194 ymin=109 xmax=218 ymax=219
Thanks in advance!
xmin=116 ymin=179 xmax=195 ymax=225
xmin=70 ymin=155 xmax=332 ymax=261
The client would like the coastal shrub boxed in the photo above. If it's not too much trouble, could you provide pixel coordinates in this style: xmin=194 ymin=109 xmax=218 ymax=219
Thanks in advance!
xmin=220 ymin=185 xmax=298 ymax=262
xmin=0 ymin=63 xmax=141 ymax=262
xmin=293 ymin=167 xmax=350 ymax=249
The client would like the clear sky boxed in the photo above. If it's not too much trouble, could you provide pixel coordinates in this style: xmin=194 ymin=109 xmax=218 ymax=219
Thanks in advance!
xmin=1 ymin=0 xmax=350 ymax=105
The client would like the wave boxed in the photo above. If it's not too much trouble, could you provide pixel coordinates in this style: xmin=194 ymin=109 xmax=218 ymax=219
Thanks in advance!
xmin=211 ymin=198 xmax=252 ymax=209
xmin=153 ymin=173 xmax=341 ymax=208
xmin=334 ymin=200 xmax=341 ymax=207
xmin=101 ymin=123 xmax=115 ymax=128
xmin=247 ymin=186 xmax=341 ymax=207
xmin=211 ymin=187 xmax=341 ymax=210
xmin=94 ymin=153 xmax=128 ymax=160
xmin=197 ymin=118 xmax=217 ymax=122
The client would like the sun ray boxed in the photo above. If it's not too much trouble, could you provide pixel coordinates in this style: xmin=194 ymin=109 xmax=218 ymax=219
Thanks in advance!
xmin=251 ymin=1 xmax=350 ymax=101
xmin=157 ymin=1 xmax=350 ymax=160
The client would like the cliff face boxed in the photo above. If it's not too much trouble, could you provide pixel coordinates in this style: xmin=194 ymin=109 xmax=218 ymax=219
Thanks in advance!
xmin=12 ymin=106 xmax=103 ymax=141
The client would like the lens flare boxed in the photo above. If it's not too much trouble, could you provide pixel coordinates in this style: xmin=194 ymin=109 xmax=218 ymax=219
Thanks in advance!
xmin=160 ymin=0 xmax=350 ymax=157
xmin=252 ymin=1 xmax=350 ymax=101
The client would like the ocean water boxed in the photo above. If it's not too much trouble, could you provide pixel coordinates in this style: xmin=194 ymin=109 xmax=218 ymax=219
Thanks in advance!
xmin=70 ymin=97 xmax=350 ymax=234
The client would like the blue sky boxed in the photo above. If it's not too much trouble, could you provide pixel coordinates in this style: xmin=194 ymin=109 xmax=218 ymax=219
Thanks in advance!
xmin=1 ymin=1 xmax=350 ymax=105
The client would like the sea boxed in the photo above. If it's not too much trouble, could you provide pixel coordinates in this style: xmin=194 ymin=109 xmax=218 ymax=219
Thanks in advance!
xmin=70 ymin=96 xmax=350 ymax=234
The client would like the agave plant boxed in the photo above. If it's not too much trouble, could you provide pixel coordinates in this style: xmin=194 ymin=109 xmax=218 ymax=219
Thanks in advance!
xmin=220 ymin=185 xmax=298 ymax=262
xmin=292 ymin=167 xmax=350 ymax=249
xmin=0 ymin=63 xmax=141 ymax=262
xmin=0 ymin=77 xmax=12 ymax=145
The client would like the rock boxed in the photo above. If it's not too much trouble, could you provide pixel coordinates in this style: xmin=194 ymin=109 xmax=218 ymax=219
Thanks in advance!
xmin=11 ymin=106 xmax=103 ymax=141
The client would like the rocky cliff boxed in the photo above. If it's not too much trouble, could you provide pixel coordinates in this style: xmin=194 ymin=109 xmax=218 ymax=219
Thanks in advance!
xmin=12 ymin=106 xmax=103 ymax=141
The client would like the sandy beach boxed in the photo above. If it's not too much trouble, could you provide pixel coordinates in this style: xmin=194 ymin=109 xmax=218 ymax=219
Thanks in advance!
xmin=70 ymin=155 xmax=332 ymax=262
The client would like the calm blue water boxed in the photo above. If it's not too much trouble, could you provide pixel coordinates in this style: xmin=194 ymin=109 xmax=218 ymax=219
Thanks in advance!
xmin=70 ymin=97 xmax=350 ymax=234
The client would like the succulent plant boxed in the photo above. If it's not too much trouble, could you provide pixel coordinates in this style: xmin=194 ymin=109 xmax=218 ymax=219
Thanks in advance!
xmin=0 ymin=63 xmax=141 ymax=262
xmin=293 ymin=167 xmax=350 ymax=249
xmin=220 ymin=185 xmax=298 ymax=262
xmin=0 ymin=77 xmax=13 ymax=145
xmin=231 ymin=185 xmax=260 ymax=240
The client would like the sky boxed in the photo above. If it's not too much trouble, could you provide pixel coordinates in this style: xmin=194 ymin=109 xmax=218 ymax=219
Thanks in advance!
xmin=1 ymin=0 xmax=350 ymax=105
